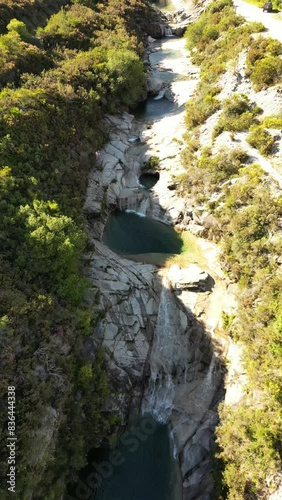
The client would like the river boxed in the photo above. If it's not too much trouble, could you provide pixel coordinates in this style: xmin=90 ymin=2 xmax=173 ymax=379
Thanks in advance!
xmin=67 ymin=22 xmax=199 ymax=500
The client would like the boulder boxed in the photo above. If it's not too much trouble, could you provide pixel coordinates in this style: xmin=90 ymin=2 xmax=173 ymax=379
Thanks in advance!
xmin=168 ymin=264 xmax=210 ymax=291
xmin=171 ymin=25 xmax=187 ymax=37
xmin=188 ymin=223 xmax=206 ymax=236
xmin=142 ymin=21 xmax=165 ymax=39
xmin=147 ymin=74 xmax=164 ymax=95
xmin=164 ymin=88 xmax=175 ymax=102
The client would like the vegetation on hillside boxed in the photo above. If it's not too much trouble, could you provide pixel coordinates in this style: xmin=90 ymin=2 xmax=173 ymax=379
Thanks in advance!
xmin=246 ymin=36 xmax=282 ymax=90
xmin=183 ymin=1 xmax=282 ymax=497
xmin=0 ymin=0 xmax=152 ymax=497
xmin=184 ymin=0 xmax=264 ymax=132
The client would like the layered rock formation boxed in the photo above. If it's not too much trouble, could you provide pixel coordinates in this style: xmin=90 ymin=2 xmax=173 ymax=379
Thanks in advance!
xmin=82 ymin=7 xmax=233 ymax=496
xmin=84 ymin=109 xmax=225 ymax=498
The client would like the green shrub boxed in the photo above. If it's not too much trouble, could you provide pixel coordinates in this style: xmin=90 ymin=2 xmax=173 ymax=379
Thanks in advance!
xmin=0 ymin=0 xmax=149 ymax=496
xmin=7 ymin=18 xmax=33 ymax=43
xmin=38 ymin=4 xmax=99 ymax=50
xmin=178 ymin=147 xmax=249 ymax=199
xmin=262 ymin=115 xmax=282 ymax=128
xmin=0 ymin=29 xmax=52 ymax=87
xmin=208 ymin=0 xmax=233 ymax=13
xmin=245 ymin=21 xmax=265 ymax=33
xmin=246 ymin=37 xmax=282 ymax=90
xmin=186 ymin=0 xmax=239 ymax=52
xmin=217 ymin=403 xmax=282 ymax=498
xmin=247 ymin=36 xmax=282 ymax=68
xmin=247 ymin=125 xmax=275 ymax=155
xmin=143 ymin=155 xmax=160 ymax=170
xmin=213 ymin=94 xmax=260 ymax=137
xmin=185 ymin=82 xmax=221 ymax=129
xmin=251 ymin=56 xmax=282 ymax=90
xmin=183 ymin=5 xmax=282 ymax=498
xmin=202 ymin=24 xmax=219 ymax=41
xmin=186 ymin=95 xmax=220 ymax=128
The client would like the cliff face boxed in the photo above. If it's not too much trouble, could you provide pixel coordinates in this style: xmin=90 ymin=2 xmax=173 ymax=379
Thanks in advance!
xmin=84 ymin=103 xmax=226 ymax=498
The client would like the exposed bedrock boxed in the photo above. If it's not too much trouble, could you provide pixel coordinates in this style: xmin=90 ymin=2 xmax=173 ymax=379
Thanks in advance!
xmin=84 ymin=109 xmax=225 ymax=497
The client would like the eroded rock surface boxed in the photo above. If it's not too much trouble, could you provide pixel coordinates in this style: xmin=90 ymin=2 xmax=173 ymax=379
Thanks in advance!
xmin=84 ymin=32 xmax=228 ymax=499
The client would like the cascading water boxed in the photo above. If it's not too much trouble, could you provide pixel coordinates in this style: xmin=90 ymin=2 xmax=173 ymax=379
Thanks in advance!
xmin=154 ymin=87 xmax=167 ymax=100
xmin=145 ymin=283 xmax=178 ymax=422
xmin=118 ymin=192 xmax=144 ymax=212
xmin=202 ymin=354 xmax=217 ymax=396
xmin=165 ymin=26 xmax=173 ymax=37
xmin=136 ymin=196 xmax=149 ymax=216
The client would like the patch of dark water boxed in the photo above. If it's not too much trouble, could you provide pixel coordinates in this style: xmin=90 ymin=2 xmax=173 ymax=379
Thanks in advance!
xmin=66 ymin=416 xmax=182 ymax=500
xmin=103 ymin=211 xmax=183 ymax=258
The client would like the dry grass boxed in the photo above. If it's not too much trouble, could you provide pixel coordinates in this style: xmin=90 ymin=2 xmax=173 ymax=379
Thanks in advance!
xmin=166 ymin=230 xmax=208 ymax=268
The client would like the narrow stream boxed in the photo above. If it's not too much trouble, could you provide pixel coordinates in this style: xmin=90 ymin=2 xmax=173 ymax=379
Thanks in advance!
xmin=95 ymin=33 xmax=187 ymax=500
xmin=67 ymin=25 xmax=191 ymax=500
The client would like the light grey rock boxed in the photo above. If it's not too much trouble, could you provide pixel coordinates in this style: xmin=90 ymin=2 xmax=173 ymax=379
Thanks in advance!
xmin=169 ymin=264 xmax=210 ymax=291
xmin=188 ymin=223 xmax=206 ymax=236
xmin=83 ymin=83 xmax=225 ymax=500
xmin=147 ymin=74 xmax=164 ymax=95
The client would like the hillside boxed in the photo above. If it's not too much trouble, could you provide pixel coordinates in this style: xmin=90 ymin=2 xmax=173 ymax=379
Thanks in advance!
xmin=178 ymin=0 xmax=282 ymax=497
xmin=0 ymin=0 xmax=162 ymax=498
xmin=1 ymin=0 xmax=282 ymax=498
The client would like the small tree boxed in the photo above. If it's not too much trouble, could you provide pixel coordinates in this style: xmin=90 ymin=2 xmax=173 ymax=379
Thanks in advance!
xmin=7 ymin=19 xmax=33 ymax=43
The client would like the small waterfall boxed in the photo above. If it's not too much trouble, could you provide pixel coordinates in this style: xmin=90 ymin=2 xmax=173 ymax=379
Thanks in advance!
xmin=147 ymin=373 xmax=175 ymax=423
xmin=145 ymin=284 xmax=176 ymax=422
xmin=137 ymin=196 xmax=149 ymax=216
xmin=119 ymin=193 xmax=142 ymax=212
xmin=195 ymin=354 xmax=218 ymax=412
xmin=154 ymin=87 xmax=166 ymax=101
xmin=119 ymin=191 xmax=149 ymax=216
xmin=119 ymin=196 xmax=136 ymax=211
xmin=165 ymin=26 xmax=173 ymax=37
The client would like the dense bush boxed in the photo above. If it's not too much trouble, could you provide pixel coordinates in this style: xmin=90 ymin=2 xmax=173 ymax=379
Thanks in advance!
xmin=179 ymin=147 xmax=249 ymax=200
xmin=7 ymin=17 xmax=33 ymax=41
xmin=185 ymin=82 xmax=221 ymax=129
xmin=246 ymin=36 xmax=282 ymax=90
xmin=0 ymin=26 xmax=52 ymax=87
xmin=186 ymin=0 xmax=241 ymax=51
xmin=38 ymin=4 xmax=99 ymax=50
xmin=213 ymin=94 xmax=261 ymax=137
xmin=185 ymin=0 xmax=263 ymax=88
xmin=247 ymin=125 xmax=275 ymax=155
xmin=262 ymin=114 xmax=282 ymax=128
xmin=184 ymin=0 xmax=265 ymax=139
xmin=0 ymin=0 xmax=150 ymax=497
xmin=183 ymin=3 xmax=282 ymax=497
xmin=251 ymin=55 xmax=282 ymax=90
xmin=209 ymin=166 xmax=282 ymax=495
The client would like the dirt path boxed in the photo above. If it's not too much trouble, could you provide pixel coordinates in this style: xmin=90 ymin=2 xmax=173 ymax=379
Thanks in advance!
xmin=234 ymin=0 xmax=282 ymax=42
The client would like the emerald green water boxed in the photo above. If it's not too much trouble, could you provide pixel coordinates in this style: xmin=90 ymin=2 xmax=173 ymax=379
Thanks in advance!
xmin=66 ymin=417 xmax=182 ymax=500
xmin=103 ymin=211 xmax=183 ymax=257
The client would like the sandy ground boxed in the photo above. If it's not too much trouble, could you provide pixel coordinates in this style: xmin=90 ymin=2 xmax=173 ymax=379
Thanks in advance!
xmin=145 ymin=37 xmax=199 ymax=170
xmin=234 ymin=0 xmax=282 ymax=42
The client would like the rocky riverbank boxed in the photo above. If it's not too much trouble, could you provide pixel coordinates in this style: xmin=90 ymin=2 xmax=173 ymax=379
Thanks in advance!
xmin=83 ymin=29 xmax=238 ymax=498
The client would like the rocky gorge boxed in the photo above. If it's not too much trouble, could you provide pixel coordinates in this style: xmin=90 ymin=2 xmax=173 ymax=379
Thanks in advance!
xmin=82 ymin=19 xmax=239 ymax=498
xmin=71 ymin=0 xmax=282 ymax=495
